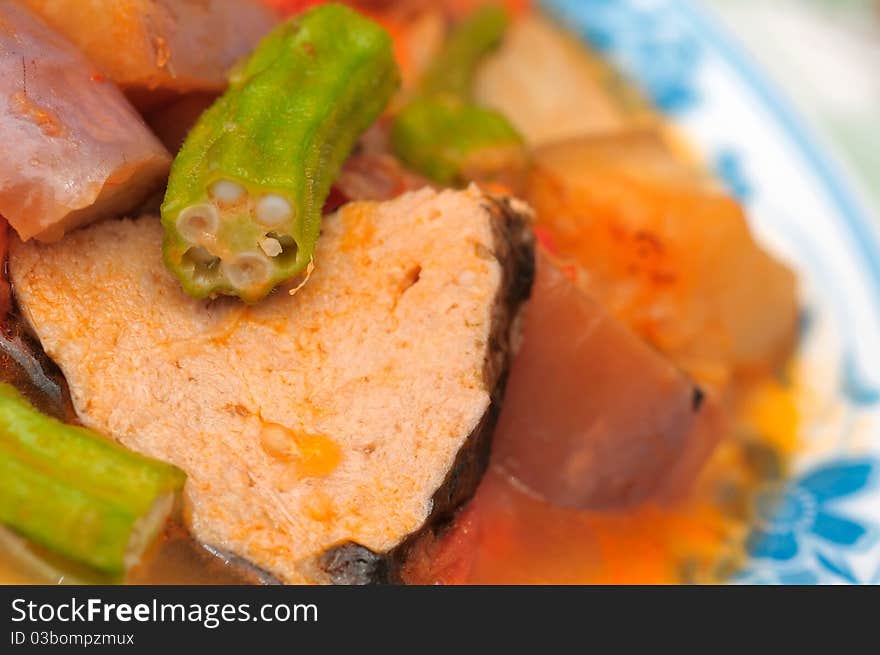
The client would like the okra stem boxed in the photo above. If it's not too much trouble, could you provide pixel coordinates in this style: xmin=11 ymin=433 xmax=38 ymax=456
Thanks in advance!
xmin=419 ymin=5 xmax=509 ymax=98
xmin=161 ymin=3 xmax=400 ymax=302
xmin=0 ymin=383 xmax=185 ymax=576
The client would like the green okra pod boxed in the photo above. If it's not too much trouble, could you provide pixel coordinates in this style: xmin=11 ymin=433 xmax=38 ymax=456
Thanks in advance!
xmin=161 ymin=3 xmax=401 ymax=302
xmin=391 ymin=5 xmax=526 ymax=187
xmin=419 ymin=5 xmax=510 ymax=98
xmin=391 ymin=95 xmax=525 ymax=187
xmin=0 ymin=383 xmax=185 ymax=576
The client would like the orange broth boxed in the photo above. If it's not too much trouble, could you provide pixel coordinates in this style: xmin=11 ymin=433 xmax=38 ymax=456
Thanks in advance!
xmin=404 ymin=378 xmax=799 ymax=584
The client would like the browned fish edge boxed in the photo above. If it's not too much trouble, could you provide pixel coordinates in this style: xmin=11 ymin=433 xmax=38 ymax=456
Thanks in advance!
xmin=317 ymin=195 xmax=536 ymax=585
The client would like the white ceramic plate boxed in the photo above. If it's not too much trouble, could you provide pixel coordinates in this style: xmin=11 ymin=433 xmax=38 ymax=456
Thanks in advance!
xmin=544 ymin=0 xmax=880 ymax=584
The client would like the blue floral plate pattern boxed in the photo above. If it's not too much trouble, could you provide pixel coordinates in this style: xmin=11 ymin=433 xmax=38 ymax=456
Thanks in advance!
xmin=543 ymin=0 xmax=880 ymax=584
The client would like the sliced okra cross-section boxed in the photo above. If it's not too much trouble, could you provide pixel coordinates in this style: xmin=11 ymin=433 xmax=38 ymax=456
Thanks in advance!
xmin=161 ymin=3 xmax=400 ymax=303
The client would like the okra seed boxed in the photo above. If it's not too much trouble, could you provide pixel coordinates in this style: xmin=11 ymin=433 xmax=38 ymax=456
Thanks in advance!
xmin=209 ymin=179 xmax=246 ymax=204
xmin=183 ymin=246 xmax=219 ymax=267
xmin=255 ymin=194 xmax=293 ymax=226
xmin=223 ymin=253 xmax=271 ymax=288
xmin=259 ymin=236 xmax=283 ymax=257
xmin=182 ymin=247 xmax=221 ymax=282
xmin=266 ymin=233 xmax=299 ymax=265
xmin=177 ymin=204 xmax=219 ymax=243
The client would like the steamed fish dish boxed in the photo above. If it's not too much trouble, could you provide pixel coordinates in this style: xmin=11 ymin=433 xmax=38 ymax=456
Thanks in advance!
xmin=0 ymin=0 xmax=801 ymax=586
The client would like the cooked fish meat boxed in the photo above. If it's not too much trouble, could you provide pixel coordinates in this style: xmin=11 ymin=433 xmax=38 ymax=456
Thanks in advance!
xmin=10 ymin=188 xmax=535 ymax=584
xmin=23 ymin=0 xmax=278 ymax=107
xmin=0 ymin=0 xmax=171 ymax=242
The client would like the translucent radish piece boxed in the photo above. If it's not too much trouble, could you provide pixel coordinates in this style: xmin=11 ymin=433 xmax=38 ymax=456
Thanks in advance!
xmin=0 ymin=1 xmax=171 ymax=242
xmin=492 ymin=253 xmax=725 ymax=510
xmin=22 ymin=0 xmax=279 ymax=109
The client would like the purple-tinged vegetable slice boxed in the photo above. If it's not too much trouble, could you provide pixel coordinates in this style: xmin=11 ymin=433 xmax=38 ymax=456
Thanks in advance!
xmin=22 ymin=0 xmax=279 ymax=109
xmin=0 ymin=1 xmax=171 ymax=242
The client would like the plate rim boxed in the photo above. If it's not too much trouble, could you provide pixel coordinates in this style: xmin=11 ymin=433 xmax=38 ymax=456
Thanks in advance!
xmin=676 ymin=0 xmax=880 ymax=298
